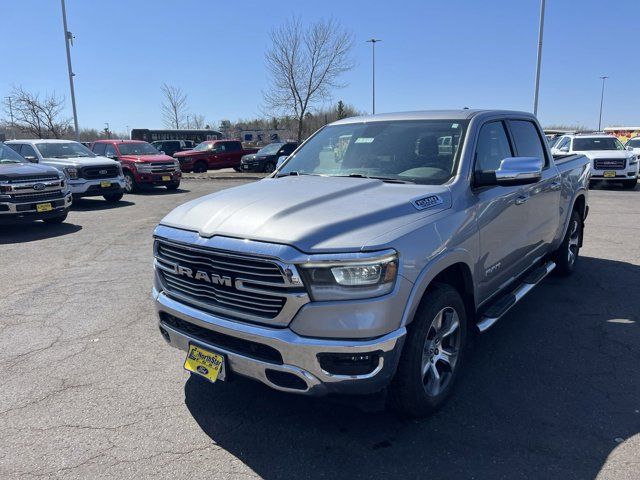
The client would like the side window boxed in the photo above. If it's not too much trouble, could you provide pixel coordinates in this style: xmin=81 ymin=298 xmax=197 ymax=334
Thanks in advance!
xmin=508 ymin=120 xmax=548 ymax=166
xmin=556 ymin=137 xmax=569 ymax=151
xmin=215 ymin=143 xmax=227 ymax=153
xmin=474 ymin=121 xmax=513 ymax=173
xmin=104 ymin=144 xmax=117 ymax=158
xmin=283 ymin=144 xmax=296 ymax=154
xmin=92 ymin=143 xmax=106 ymax=155
xmin=7 ymin=144 xmax=22 ymax=154
xmin=21 ymin=144 xmax=38 ymax=159
xmin=226 ymin=141 xmax=241 ymax=152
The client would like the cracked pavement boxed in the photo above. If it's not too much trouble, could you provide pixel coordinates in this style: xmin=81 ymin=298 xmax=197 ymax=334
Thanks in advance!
xmin=0 ymin=179 xmax=639 ymax=479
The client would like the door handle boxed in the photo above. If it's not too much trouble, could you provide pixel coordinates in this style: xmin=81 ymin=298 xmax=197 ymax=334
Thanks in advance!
xmin=515 ymin=195 xmax=529 ymax=205
xmin=550 ymin=180 xmax=561 ymax=190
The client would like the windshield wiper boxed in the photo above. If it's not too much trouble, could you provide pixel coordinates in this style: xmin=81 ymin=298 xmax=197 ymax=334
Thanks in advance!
xmin=335 ymin=173 xmax=411 ymax=184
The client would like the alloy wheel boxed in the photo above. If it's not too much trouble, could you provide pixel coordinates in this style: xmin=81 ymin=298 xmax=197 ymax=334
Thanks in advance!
xmin=567 ymin=219 xmax=580 ymax=266
xmin=421 ymin=307 xmax=461 ymax=397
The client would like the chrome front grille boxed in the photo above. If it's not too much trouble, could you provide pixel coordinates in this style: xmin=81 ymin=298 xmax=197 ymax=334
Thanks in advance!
xmin=154 ymin=239 xmax=303 ymax=323
xmin=594 ymin=158 xmax=625 ymax=170
xmin=150 ymin=162 xmax=178 ymax=173
xmin=80 ymin=166 xmax=120 ymax=179
xmin=11 ymin=190 xmax=65 ymax=203
xmin=9 ymin=175 xmax=59 ymax=184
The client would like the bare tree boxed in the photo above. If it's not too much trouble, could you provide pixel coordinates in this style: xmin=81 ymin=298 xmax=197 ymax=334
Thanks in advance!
xmin=264 ymin=17 xmax=354 ymax=142
xmin=3 ymin=86 xmax=71 ymax=138
xmin=161 ymin=83 xmax=188 ymax=129
xmin=190 ymin=113 xmax=206 ymax=129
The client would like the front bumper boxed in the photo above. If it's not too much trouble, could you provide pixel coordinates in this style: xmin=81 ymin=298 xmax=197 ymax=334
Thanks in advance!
xmin=240 ymin=160 xmax=266 ymax=172
xmin=134 ymin=171 xmax=181 ymax=185
xmin=154 ymin=288 xmax=406 ymax=396
xmin=69 ymin=177 xmax=125 ymax=197
xmin=0 ymin=191 xmax=72 ymax=223
xmin=590 ymin=164 xmax=639 ymax=180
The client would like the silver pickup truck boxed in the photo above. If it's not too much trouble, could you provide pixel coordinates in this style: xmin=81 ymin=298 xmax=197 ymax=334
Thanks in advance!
xmin=153 ymin=110 xmax=590 ymax=416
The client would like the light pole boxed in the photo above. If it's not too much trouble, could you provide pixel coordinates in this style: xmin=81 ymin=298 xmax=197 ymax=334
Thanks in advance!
xmin=598 ymin=76 xmax=609 ymax=132
xmin=5 ymin=96 xmax=15 ymax=139
xmin=105 ymin=122 xmax=110 ymax=139
xmin=366 ymin=38 xmax=381 ymax=114
xmin=61 ymin=0 xmax=79 ymax=141
xmin=533 ymin=0 xmax=546 ymax=116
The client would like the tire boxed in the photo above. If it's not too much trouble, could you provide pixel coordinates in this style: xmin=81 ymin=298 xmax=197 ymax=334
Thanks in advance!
xmin=193 ymin=161 xmax=207 ymax=173
xmin=388 ymin=283 xmax=468 ymax=417
xmin=123 ymin=172 xmax=137 ymax=193
xmin=552 ymin=209 xmax=583 ymax=276
xmin=622 ymin=179 xmax=637 ymax=190
xmin=43 ymin=211 xmax=68 ymax=224
xmin=166 ymin=181 xmax=180 ymax=191
xmin=264 ymin=162 xmax=276 ymax=173
xmin=103 ymin=192 xmax=123 ymax=202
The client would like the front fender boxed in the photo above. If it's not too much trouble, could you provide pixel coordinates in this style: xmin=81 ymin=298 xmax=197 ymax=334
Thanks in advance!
xmin=400 ymin=248 xmax=476 ymax=327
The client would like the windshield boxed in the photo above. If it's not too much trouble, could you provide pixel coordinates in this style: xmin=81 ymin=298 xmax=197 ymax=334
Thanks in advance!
xmin=626 ymin=138 xmax=640 ymax=148
xmin=118 ymin=143 xmax=160 ymax=155
xmin=257 ymin=143 xmax=283 ymax=155
xmin=0 ymin=144 xmax=27 ymax=164
xmin=572 ymin=137 xmax=624 ymax=151
xmin=278 ymin=120 xmax=468 ymax=184
xmin=194 ymin=142 xmax=215 ymax=152
xmin=36 ymin=142 xmax=95 ymax=158
xmin=547 ymin=136 xmax=562 ymax=148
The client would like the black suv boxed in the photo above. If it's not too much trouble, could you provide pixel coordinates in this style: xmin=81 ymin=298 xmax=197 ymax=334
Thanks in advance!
xmin=240 ymin=142 xmax=298 ymax=173
xmin=151 ymin=140 xmax=195 ymax=157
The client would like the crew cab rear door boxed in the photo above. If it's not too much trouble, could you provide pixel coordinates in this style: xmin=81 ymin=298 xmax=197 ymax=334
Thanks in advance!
xmin=506 ymin=119 xmax=561 ymax=259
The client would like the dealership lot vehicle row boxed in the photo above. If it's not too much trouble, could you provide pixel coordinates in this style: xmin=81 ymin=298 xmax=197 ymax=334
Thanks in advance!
xmin=0 ymin=179 xmax=638 ymax=479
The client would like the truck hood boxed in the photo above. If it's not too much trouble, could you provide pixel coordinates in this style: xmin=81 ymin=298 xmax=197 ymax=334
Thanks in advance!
xmin=160 ymin=175 xmax=452 ymax=252
xmin=0 ymin=162 xmax=60 ymax=181
xmin=580 ymin=150 xmax=633 ymax=160
xmin=119 ymin=154 xmax=174 ymax=163
xmin=173 ymin=150 xmax=202 ymax=158
xmin=41 ymin=156 xmax=119 ymax=168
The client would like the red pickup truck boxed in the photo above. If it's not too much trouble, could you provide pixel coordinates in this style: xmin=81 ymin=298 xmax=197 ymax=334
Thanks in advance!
xmin=91 ymin=140 xmax=181 ymax=193
xmin=173 ymin=140 xmax=258 ymax=173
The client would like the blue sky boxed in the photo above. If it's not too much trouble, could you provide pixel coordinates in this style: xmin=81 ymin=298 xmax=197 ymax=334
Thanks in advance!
xmin=2 ymin=0 xmax=639 ymax=132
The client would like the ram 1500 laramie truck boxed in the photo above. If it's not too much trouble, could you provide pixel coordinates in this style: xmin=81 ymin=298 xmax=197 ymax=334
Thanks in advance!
xmin=6 ymin=139 xmax=125 ymax=202
xmin=0 ymin=143 xmax=72 ymax=224
xmin=152 ymin=110 xmax=590 ymax=416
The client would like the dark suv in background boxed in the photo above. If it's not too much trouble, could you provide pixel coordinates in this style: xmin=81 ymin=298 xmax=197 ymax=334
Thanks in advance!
xmin=240 ymin=142 xmax=298 ymax=173
xmin=152 ymin=140 xmax=195 ymax=157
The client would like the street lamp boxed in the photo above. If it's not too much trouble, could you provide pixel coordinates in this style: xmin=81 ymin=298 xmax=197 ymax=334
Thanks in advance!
xmin=366 ymin=38 xmax=381 ymax=115
xmin=598 ymin=76 xmax=609 ymax=132
xmin=60 ymin=0 xmax=79 ymax=141
xmin=533 ymin=0 xmax=546 ymax=116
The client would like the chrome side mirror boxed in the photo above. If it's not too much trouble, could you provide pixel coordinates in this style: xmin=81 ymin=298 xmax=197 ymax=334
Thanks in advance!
xmin=495 ymin=157 xmax=543 ymax=186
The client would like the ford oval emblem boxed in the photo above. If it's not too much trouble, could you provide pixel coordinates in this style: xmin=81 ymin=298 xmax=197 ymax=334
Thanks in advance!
xmin=196 ymin=365 xmax=209 ymax=375
xmin=99 ymin=169 xmax=108 ymax=175
xmin=33 ymin=183 xmax=46 ymax=191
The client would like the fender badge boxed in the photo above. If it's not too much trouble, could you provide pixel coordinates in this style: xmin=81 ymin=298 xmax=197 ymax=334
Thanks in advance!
xmin=412 ymin=195 xmax=443 ymax=211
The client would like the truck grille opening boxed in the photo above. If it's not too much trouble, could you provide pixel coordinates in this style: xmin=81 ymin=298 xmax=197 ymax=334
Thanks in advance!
xmin=79 ymin=166 xmax=120 ymax=179
xmin=160 ymin=313 xmax=283 ymax=364
xmin=8 ymin=175 xmax=60 ymax=183
xmin=155 ymin=240 xmax=288 ymax=320
xmin=594 ymin=158 xmax=625 ymax=170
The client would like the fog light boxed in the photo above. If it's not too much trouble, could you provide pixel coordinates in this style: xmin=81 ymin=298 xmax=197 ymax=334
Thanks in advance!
xmin=318 ymin=351 xmax=382 ymax=376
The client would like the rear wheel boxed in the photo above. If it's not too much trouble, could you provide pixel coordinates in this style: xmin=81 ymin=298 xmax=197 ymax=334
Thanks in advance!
xmin=123 ymin=172 xmax=137 ymax=193
xmin=166 ymin=181 xmax=180 ymax=191
xmin=552 ymin=209 xmax=582 ymax=276
xmin=103 ymin=192 xmax=123 ymax=202
xmin=388 ymin=284 xmax=467 ymax=417
xmin=43 ymin=211 xmax=68 ymax=224
xmin=193 ymin=161 xmax=207 ymax=173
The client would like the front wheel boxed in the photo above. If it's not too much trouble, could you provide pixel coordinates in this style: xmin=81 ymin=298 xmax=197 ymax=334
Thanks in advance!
xmin=621 ymin=179 xmax=637 ymax=190
xmin=123 ymin=172 xmax=137 ymax=193
xmin=193 ymin=161 xmax=207 ymax=173
xmin=388 ymin=283 xmax=467 ymax=417
xmin=552 ymin=209 xmax=583 ymax=276
xmin=166 ymin=181 xmax=180 ymax=191
xmin=103 ymin=192 xmax=123 ymax=202
xmin=264 ymin=162 xmax=276 ymax=173
xmin=43 ymin=211 xmax=68 ymax=224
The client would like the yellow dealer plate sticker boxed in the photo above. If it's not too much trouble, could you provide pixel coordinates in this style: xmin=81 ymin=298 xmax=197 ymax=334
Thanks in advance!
xmin=100 ymin=181 xmax=111 ymax=188
xmin=603 ymin=171 xmax=616 ymax=178
xmin=36 ymin=203 xmax=53 ymax=212
xmin=162 ymin=175 xmax=171 ymax=181
xmin=184 ymin=344 xmax=224 ymax=383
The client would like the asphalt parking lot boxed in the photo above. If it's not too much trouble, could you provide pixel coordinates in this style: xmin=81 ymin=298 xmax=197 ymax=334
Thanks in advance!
xmin=1 ymin=178 xmax=639 ymax=480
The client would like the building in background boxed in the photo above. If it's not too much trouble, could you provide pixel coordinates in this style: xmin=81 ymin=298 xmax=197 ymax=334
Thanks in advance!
xmin=130 ymin=128 xmax=221 ymax=144
xmin=603 ymin=127 xmax=640 ymax=143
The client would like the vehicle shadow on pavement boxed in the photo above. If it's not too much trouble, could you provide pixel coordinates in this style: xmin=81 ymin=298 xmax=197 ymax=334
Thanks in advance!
xmin=0 ymin=222 xmax=82 ymax=244
xmin=71 ymin=199 xmax=135 ymax=211
xmin=183 ymin=255 xmax=639 ymax=480
xmin=132 ymin=187 xmax=190 ymax=196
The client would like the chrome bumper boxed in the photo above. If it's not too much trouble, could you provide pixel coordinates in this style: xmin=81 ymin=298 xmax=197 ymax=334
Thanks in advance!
xmin=68 ymin=176 xmax=125 ymax=194
xmin=0 ymin=191 xmax=72 ymax=215
xmin=154 ymin=288 xmax=406 ymax=396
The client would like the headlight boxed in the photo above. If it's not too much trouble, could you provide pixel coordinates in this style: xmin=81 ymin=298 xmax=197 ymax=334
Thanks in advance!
xmin=629 ymin=155 xmax=638 ymax=165
xmin=64 ymin=167 xmax=78 ymax=180
xmin=135 ymin=163 xmax=153 ymax=173
xmin=173 ymin=159 xmax=180 ymax=170
xmin=300 ymin=252 xmax=398 ymax=301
